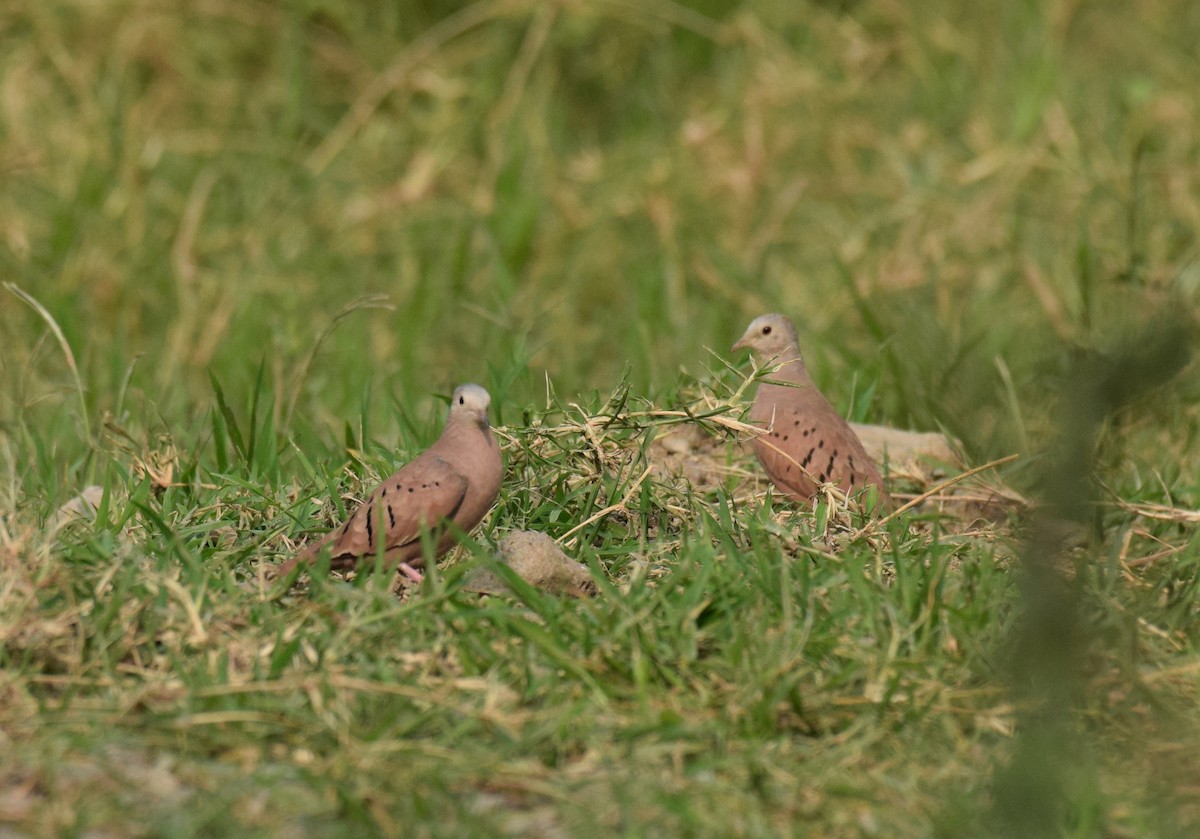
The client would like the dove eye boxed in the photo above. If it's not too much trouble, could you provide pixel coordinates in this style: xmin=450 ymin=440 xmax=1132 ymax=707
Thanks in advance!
xmin=762 ymin=326 xmax=772 ymax=335
xmin=458 ymin=395 xmax=465 ymax=405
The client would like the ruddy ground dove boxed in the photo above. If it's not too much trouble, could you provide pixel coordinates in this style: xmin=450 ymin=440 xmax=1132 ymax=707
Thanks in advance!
xmin=733 ymin=314 xmax=889 ymax=508
xmin=278 ymin=383 xmax=503 ymax=580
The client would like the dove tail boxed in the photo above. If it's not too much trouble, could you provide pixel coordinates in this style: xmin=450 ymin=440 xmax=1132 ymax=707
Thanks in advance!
xmin=273 ymin=529 xmax=338 ymax=579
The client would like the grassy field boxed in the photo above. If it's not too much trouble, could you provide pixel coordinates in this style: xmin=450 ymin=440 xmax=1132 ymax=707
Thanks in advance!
xmin=3 ymin=0 xmax=1200 ymax=835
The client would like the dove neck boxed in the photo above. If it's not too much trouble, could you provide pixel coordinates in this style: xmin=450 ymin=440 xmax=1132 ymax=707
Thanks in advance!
xmin=444 ymin=413 xmax=492 ymax=441
xmin=762 ymin=348 xmax=808 ymax=380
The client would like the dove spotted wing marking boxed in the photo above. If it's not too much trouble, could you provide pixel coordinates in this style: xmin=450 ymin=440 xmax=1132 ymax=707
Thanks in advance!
xmin=325 ymin=455 xmax=470 ymax=565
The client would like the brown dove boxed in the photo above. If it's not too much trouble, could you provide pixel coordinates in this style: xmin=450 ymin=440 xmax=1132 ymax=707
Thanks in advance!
xmin=733 ymin=314 xmax=889 ymax=509
xmin=277 ymin=383 xmax=503 ymax=581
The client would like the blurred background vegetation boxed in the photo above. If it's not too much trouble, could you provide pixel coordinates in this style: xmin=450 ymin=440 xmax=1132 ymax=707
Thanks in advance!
xmin=4 ymin=0 xmax=1197 ymax=468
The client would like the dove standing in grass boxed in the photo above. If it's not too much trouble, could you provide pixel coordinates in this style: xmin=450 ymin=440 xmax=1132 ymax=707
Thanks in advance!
xmin=278 ymin=383 xmax=503 ymax=581
xmin=733 ymin=314 xmax=889 ymax=508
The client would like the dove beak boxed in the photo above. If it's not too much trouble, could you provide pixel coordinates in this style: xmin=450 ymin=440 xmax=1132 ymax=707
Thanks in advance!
xmin=731 ymin=335 xmax=750 ymax=353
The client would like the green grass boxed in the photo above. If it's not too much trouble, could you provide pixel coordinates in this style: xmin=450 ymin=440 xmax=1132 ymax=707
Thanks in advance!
xmin=3 ymin=0 xmax=1200 ymax=835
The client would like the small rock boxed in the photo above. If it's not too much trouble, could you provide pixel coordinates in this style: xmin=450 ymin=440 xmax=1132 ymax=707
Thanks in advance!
xmin=50 ymin=485 xmax=105 ymax=528
xmin=849 ymin=423 xmax=961 ymax=469
xmin=465 ymin=530 xmax=598 ymax=598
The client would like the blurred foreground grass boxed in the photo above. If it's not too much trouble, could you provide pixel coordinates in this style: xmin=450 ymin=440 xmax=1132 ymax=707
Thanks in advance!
xmin=2 ymin=0 xmax=1200 ymax=836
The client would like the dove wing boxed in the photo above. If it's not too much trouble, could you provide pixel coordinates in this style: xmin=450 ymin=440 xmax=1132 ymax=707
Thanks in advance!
xmin=325 ymin=454 xmax=470 ymax=562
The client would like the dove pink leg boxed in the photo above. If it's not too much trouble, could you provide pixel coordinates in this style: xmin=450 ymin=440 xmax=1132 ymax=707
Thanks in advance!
xmin=397 ymin=562 xmax=424 ymax=583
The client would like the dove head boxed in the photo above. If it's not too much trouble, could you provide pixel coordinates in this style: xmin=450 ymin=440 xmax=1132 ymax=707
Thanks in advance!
xmin=732 ymin=313 xmax=802 ymax=361
xmin=449 ymin=383 xmax=492 ymax=428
